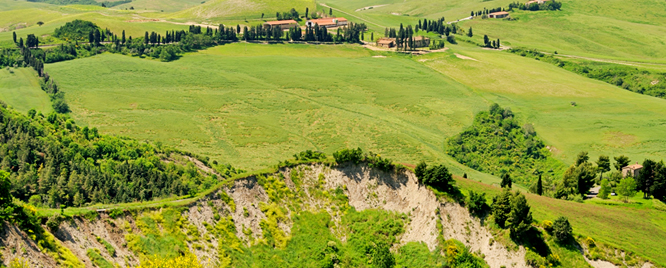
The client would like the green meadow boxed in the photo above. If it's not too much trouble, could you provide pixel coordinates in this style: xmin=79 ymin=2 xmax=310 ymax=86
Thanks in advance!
xmin=421 ymin=44 xmax=666 ymax=166
xmin=0 ymin=67 xmax=52 ymax=113
xmin=45 ymin=43 xmax=498 ymax=180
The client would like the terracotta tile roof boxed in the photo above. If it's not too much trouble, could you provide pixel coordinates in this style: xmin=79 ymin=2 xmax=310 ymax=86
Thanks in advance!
xmin=489 ymin=11 xmax=510 ymax=15
xmin=623 ymin=163 xmax=643 ymax=170
xmin=264 ymin=20 xmax=298 ymax=25
xmin=307 ymin=17 xmax=348 ymax=26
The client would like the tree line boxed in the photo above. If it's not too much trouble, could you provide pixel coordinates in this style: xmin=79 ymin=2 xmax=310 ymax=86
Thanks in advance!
xmin=0 ymin=105 xmax=242 ymax=209
xmin=508 ymin=1 xmax=562 ymax=11
xmin=509 ymin=48 xmax=666 ymax=100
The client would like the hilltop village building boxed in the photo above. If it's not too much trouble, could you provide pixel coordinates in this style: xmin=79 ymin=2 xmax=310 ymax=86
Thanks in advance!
xmin=306 ymin=17 xmax=348 ymax=28
xmin=622 ymin=163 xmax=643 ymax=178
xmin=263 ymin=20 xmax=299 ymax=30
xmin=488 ymin=11 xmax=510 ymax=18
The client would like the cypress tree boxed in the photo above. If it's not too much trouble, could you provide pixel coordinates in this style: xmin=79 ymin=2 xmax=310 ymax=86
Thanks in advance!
xmin=371 ymin=32 xmax=374 ymax=41
xmin=329 ymin=8 xmax=332 ymax=16
xmin=467 ymin=27 xmax=473 ymax=37
xmin=144 ymin=31 xmax=149 ymax=45
xmin=537 ymin=174 xmax=543 ymax=196
xmin=508 ymin=192 xmax=533 ymax=238
xmin=12 ymin=31 xmax=16 ymax=43
xmin=122 ymin=30 xmax=126 ymax=44
xmin=501 ymin=173 xmax=512 ymax=188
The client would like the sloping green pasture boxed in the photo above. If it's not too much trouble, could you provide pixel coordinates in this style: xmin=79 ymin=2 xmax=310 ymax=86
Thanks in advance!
xmin=0 ymin=67 xmax=52 ymax=113
xmin=45 ymin=43 xmax=495 ymax=177
xmin=456 ymin=176 xmax=666 ymax=266
xmin=421 ymin=44 xmax=666 ymax=167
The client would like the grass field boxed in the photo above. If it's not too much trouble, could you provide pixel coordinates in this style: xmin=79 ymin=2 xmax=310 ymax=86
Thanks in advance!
xmin=0 ymin=67 xmax=52 ymax=114
xmin=421 ymin=43 xmax=666 ymax=166
xmin=456 ymin=176 xmax=666 ymax=266
xmin=45 ymin=43 xmax=501 ymax=182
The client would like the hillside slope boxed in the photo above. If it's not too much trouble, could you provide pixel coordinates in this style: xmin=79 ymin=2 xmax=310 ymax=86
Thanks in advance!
xmin=2 ymin=162 xmax=655 ymax=267
xmin=1 ymin=163 xmax=526 ymax=267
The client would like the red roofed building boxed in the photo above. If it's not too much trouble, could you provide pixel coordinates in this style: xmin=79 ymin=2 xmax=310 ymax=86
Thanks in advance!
xmin=263 ymin=20 xmax=299 ymax=30
xmin=306 ymin=17 xmax=348 ymax=28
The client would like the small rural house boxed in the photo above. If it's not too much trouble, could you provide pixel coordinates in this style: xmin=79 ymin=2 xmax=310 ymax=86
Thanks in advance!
xmin=376 ymin=38 xmax=396 ymax=48
xmin=306 ymin=17 xmax=348 ymax=28
xmin=263 ymin=20 xmax=299 ymax=30
xmin=410 ymin=36 xmax=430 ymax=48
xmin=622 ymin=162 xmax=643 ymax=178
xmin=488 ymin=11 xmax=509 ymax=19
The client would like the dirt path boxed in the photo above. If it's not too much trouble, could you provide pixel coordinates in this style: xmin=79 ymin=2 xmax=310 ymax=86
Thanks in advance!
xmin=355 ymin=4 xmax=388 ymax=12
xmin=448 ymin=16 xmax=473 ymax=24
xmin=455 ymin=53 xmax=478 ymax=61
xmin=320 ymin=3 xmax=386 ymax=28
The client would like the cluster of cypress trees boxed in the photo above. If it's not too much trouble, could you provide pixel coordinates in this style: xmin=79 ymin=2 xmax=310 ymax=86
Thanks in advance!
xmin=471 ymin=7 xmax=504 ymax=17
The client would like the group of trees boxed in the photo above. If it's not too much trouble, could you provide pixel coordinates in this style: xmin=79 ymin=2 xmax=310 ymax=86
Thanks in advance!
xmin=383 ymin=24 xmax=418 ymax=50
xmin=510 ymin=48 xmax=666 ymax=100
xmin=508 ymin=1 xmax=562 ymax=11
xmin=0 ymin=105 xmax=240 ymax=208
xmin=447 ymin=103 xmax=562 ymax=186
xmin=483 ymin=35 xmax=501 ymax=49
xmin=276 ymin=8 xmax=300 ymax=21
xmin=596 ymin=158 xmax=666 ymax=202
xmin=415 ymin=161 xmax=456 ymax=192
xmin=416 ymin=18 xmax=446 ymax=34
xmin=332 ymin=148 xmax=397 ymax=172
xmin=471 ymin=7 xmax=504 ymax=17
xmin=492 ymin=189 xmax=533 ymax=238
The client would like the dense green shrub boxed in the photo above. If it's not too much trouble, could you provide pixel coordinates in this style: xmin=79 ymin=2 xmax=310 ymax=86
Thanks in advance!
xmin=491 ymin=188 xmax=513 ymax=228
xmin=507 ymin=192 xmax=533 ymax=238
xmin=466 ymin=190 xmax=488 ymax=216
xmin=447 ymin=103 xmax=564 ymax=185
xmin=553 ymin=216 xmax=572 ymax=243
xmin=293 ymin=150 xmax=326 ymax=161
xmin=53 ymin=20 xmax=100 ymax=41
xmin=415 ymin=162 xmax=455 ymax=192
xmin=333 ymin=148 xmax=364 ymax=164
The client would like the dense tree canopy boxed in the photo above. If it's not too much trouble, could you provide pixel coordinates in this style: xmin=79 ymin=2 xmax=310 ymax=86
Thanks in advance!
xmin=447 ymin=103 xmax=563 ymax=186
xmin=0 ymin=105 xmax=240 ymax=208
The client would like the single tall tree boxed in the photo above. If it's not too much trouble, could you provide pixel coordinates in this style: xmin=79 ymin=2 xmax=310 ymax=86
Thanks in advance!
xmin=617 ymin=176 xmax=637 ymax=203
xmin=305 ymin=8 xmax=309 ymax=18
xmin=329 ymin=8 xmax=332 ymax=16
xmin=596 ymin=155 xmax=610 ymax=181
xmin=613 ymin=155 xmax=630 ymax=171
xmin=492 ymin=188 xmax=512 ymax=227
xmin=637 ymin=159 xmax=657 ymax=199
xmin=467 ymin=27 xmax=473 ymax=37
xmin=536 ymin=174 xmax=543 ymax=196
xmin=501 ymin=173 xmax=512 ymax=189
xmin=598 ymin=179 xmax=611 ymax=199
xmin=507 ymin=192 xmax=533 ymax=238
xmin=122 ymin=30 xmax=126 ymax=45
xmin=12 ymin=31 xmax=16 ymax=43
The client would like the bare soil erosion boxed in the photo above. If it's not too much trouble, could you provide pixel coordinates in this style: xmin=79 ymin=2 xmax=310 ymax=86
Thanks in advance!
xmin=0 ymin=163 xmax=532 ymax=267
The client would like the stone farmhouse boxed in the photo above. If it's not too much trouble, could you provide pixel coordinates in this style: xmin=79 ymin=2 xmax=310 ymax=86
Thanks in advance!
xmin=263 ymin=20 xmax=299 ymax=30
xmin=622 ymin=163 xmax=643 ymax=178
xmin=306 ymin=17 xmax=348 ymax=28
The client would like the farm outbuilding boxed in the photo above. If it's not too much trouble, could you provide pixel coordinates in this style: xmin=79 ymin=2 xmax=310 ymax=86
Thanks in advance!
xmin=622 ymin=163 xmax=643 ymax=178
xmin=410 ymin=36 xmax=430 ymax=48
xmin=306 ymin=17 xmax=348 ymax=28
xmin=263 ymin=20 xmax=299 ymax=30
xmin=377 ymin=38 xmax=396 ymax=48
xmin=488 ymin=11 xmax=509 ymax=19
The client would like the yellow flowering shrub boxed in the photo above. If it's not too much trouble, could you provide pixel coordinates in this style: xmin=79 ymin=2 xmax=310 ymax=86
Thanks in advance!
xmin=137 ymin=254 xmax=202 ymax=268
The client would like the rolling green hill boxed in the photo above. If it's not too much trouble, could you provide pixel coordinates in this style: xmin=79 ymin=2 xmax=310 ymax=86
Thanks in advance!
xmin=421 ymin=44 xmax=666 ymax=166
xmin=45 ymin=43 xmax=494 ymax=178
